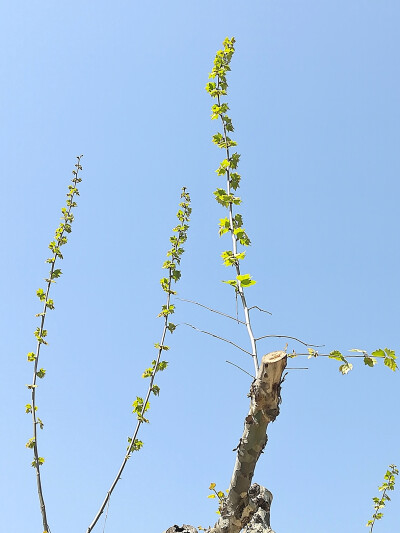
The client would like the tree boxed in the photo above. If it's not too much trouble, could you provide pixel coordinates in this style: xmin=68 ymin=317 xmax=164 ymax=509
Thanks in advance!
xmin=3 ymin=5 xmax=400 ymax=532
xmin=21 ymin=36 xmax=398 ymax=533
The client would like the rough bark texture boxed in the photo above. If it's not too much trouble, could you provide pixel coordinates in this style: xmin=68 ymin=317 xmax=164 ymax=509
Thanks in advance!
xmin=163 ymin=351 xmax=286 ymax=533
xmin=164 ymin=526 xmax=198 ymax=533
xmin=242 ymin=484 xmax=274 ymax=533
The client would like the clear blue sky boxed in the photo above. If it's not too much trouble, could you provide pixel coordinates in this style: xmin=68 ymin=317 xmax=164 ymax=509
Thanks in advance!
xmin=1 ymin=1 xmax=399 ymax=532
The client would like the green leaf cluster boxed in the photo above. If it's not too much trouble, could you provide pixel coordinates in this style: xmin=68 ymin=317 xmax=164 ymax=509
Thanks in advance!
xmin=142 ymin=359 xmax=168 ymax=381
xmin=222 ymin=273 xmax=256 ymax=291
xmin=31 ymin=457 xmax=45 ymax=468
xmin=126 ymin=437 xmax=144 ymax=455
xmin=34 ymin=327 xmax=48 ymax=345
xmin=132 ymin=397 xmax=150 ymax=423
xmin=221 ymin=250 xmax=245 ymax=267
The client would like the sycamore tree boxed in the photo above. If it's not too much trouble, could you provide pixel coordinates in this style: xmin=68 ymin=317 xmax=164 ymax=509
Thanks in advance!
xmin=23 ymin=38 xmax=398 ymax=533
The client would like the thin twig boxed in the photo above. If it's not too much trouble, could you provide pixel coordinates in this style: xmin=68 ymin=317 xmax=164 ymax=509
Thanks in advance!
xmin=248 ymin=305 xmax=272 ymax=315
xmin=255 ymin=334 xmax=323 ymax=348
xmin=176 ymin=297 xmax=245 ymax=324
xmin=226 ymin=360 xmax=255 ymax=378
xmin=184 ymin=323 xmax=252 ymax=355
xmin=286 ymin=367 xmax=309 ymax=370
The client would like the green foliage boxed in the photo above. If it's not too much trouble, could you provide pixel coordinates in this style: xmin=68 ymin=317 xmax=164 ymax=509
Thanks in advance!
xmin=366 ymin=464 xmax=398 ymax=531
xmin=237 ymin=273 xmax=256 ymax=288
xmin=132 ymin=397 xmax=150 ymax=423
xmin=126 ymin=437 xmax=144 ymax=455
xmin=372 ymin=348 xmax=398 ymax=371
xmin=167 ymin=322 xmax=176 ymax=333
xmin=207 ymin=482 xmax=229 ymax=516
xmin=26 ymin=156 xmax=83 ymax=533
xmin=129 ymin=189 xmax=190 ymax=435
xmin=207 ymin=37 xmax=257 ymax=293
xmin=157 ymin=304 xmax=175 ymax=317
xmin=31 ymin=457 xmax=45 ymax=468
xmin=302 ymin=347 xmax=397 ymax=374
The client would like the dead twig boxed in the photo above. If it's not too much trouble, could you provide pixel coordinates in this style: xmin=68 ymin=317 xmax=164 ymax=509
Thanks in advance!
xmin=248 ymin=305 xmax=272 ymax=315
xmin=177 ymin=297 xmax=245 ymax=324
xmin=255 ymin=334 xmax=323 ymax=348
xmin=226 ymin=360 xmax=255 ymax=378
xmin=183 ymin=323 xmax=252 ymax=356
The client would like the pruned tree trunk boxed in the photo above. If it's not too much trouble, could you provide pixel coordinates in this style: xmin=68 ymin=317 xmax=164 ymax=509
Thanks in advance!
xmin=163 ymin=351 xmax=286 ymax=533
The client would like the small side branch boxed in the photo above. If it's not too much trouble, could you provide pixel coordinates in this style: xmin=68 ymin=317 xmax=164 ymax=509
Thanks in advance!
xmin=226 ymin=360 xmax=255 ymax=379
xmin=248 ymin=305 xmax=272 ymax=316
xmin=184 ymin=323 xmax=252 ymax=356
xmin=255 ymin=334 xmax=323 ymax=348
xmin=176 ymin=297 xmax=245 ymax=324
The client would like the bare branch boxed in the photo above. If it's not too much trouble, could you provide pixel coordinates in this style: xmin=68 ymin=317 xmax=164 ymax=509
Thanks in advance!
xmin=248 ymin=305 xmax=272 ymax=316
xmin=255 ymin=334 xmax=323 ymax=348
xmin=176 ymin=297 xmax=245 ymax=324
xmin=183 ymin=323 xmax=252 ymax=356
xmin=226 ymin=360 xmax=255 ymax=378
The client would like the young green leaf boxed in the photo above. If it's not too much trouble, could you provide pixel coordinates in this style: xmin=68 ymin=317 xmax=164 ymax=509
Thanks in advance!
xmin=237 ymin=273 xmax=256 ymax=287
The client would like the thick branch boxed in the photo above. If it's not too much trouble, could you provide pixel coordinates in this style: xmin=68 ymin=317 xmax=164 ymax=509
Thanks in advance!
xmin=162 ymin=352 xmax=285 ymax=533
xmin=209 ymin=351 xmax=287 ymax=533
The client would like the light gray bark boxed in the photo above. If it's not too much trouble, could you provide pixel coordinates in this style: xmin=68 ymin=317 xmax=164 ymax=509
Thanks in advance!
xmin=163 ymin=351 xmax=286 ymax=533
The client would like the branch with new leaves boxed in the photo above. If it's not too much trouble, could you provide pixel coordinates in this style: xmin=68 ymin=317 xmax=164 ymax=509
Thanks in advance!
xmin=26 ymin=37 xmax=398 ymax=533
xmin=26 ymin=155 xmax=83 ymax=533
xmin=86 ymin=187 xmax=191 ymax=533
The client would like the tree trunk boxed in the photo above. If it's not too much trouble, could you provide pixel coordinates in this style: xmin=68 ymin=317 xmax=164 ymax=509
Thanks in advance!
xmin=163 ymin=351 xmax=286 ymax=533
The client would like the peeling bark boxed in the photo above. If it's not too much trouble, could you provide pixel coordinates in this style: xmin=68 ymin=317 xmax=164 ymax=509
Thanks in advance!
xmin=163 ymin=351 xmax=286 ymax=533
xmin=209 ymin=351 xmax=286 ymax=533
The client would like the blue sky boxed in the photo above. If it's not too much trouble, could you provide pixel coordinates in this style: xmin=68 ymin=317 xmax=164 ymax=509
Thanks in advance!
xmin=1 ymin=1 xmax=399 ymax=532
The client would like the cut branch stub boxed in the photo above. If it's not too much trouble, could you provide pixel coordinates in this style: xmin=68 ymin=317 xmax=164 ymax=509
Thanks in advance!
xmin=210 ymin=351 xmax=287 ymax=533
